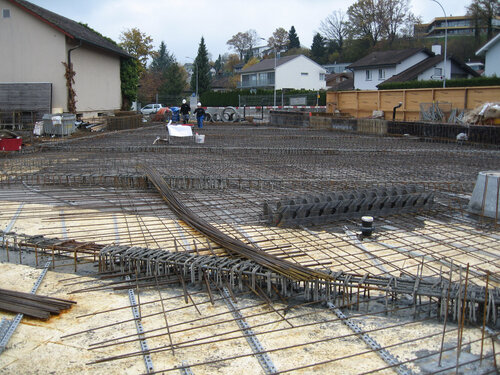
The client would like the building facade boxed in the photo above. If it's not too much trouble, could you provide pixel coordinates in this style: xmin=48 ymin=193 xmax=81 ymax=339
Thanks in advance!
xmin=240 ymin=55 xmax=326 ymax=91
xmin=0 ymin=0 xmax=129 ymax=117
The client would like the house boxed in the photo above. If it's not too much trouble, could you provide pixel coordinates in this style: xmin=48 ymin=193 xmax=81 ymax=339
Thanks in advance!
xmin=347 ymin=48 xmax=433 ymax=90
xmin=414 ymin=15 xmax=500 ymax=38
xmin=240 ymin=54 xmax=326 ymax=91
xmin=0 ymin=0 xmax=130 ymax=118
xmin=210 ymin=75 xmax=234 ymax=92
xmin=326 ymin=72 xmax=353 ymax=91
xmin=476 ymin=33 xmax=500 ymax=77
xmin=378 ymin=52 xmax=479 ymax=87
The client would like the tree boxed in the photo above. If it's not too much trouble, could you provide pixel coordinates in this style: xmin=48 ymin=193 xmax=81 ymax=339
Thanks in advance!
xmin=224 ymin=54 xmax=241 ymax=73
xmin=267 ymin=27 xmax=289 ymax=52
xmin=347 ymin=0 xmax=419 ymax=47
xmin=242 ymin=57 xmax=260 ymax=70
xmin=213 ymin=54 xmax=223 ymax=74
xmin=119 ymin=28 xmax=154 ymax=75
xmin=310 ymin=33 xmax=327 ymax=64
xmin=120 ymin=58 xmax=139 ymax=109
xmin=160 ymin=63 xmax=187 ymax=97
xmin=467 ymin=0 xmax=499 ymax=41
xmin=150 ymin=41 xmax=175 ymax=72
xmin=227 ymin=30 xmax=259 ymax=60
xmin=288 ymin=26 xmax=300 ymax=50
xmin=347 ymin=0 xmax=383 ymax=47
xmin=320 ymin=10 xmax=349 ymax=52
xmin=191 ymin=37 xmax=211 ymax=95
xmin=378 ymin=0 xmax=415 ymax=45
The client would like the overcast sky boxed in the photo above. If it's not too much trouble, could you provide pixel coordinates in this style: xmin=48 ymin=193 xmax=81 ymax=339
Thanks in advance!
xmin=29 ymin=0 xmax=472 ymax=63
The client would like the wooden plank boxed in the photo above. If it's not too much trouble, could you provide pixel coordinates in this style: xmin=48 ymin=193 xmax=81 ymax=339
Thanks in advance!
xmin=467 ymin=87 xmax=500 ymax=110
xmin=329 ymin=86 xmax=500 ymax=118
xmin=0 ymin=83 xmax=52 ymax=113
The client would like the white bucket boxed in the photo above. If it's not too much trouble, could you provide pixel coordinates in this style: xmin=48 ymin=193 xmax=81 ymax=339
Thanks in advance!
xmin=195 ymin=134 xmax=205 ymax=143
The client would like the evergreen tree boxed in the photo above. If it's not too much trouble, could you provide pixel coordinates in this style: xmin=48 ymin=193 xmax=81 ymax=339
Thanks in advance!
xmin=160 ymin=63 xmax=187 ymax=97
xmin=150 ymin=41 xmax=175 ymax=72
xmin=191 ymin=37 xmax=211 ymax=95
xmin=214 ymin=54 xmax=223 ymax=74
xmin=287 ymin=26 xmax=300 ymax=50
xmin=310 ymin=33 xmax=326 ymax=63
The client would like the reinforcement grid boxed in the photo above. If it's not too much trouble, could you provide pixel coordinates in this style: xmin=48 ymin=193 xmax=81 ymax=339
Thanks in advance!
xmin=0 ymin=124 xmax=499 ymax=374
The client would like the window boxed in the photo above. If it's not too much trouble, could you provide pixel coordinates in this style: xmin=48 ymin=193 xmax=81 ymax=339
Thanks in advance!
xmin=2 ymin=9 xmax=10 ymax=18
xmin=434 ymin=67 xmax=443 ymax=77
xmin=301 ymin=72 xmax=309 ymax=76
xmin=378 ymin=69 xmax=385 ymax=80
xmin=365 ymin=70 xmax=372 ymax=81
xmin=319 ymin=73 xmax=325 ymax=81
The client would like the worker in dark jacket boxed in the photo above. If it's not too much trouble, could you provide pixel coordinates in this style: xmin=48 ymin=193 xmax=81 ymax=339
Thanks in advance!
xmin=193 ymin=102 xmax=205 ymax=128
xmin=180 ymin=99 xmax=191 ymax=124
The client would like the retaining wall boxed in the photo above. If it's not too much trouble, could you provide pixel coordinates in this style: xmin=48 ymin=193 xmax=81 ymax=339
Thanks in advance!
xmin=326 ymin=86 xmax=500 ymax=121
xmin=272 ymin=111 xmax=500 ymax=145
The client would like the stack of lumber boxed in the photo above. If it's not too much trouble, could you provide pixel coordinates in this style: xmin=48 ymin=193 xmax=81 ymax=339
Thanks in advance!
xmin=0 ymin=289 xmax=76 ymax=320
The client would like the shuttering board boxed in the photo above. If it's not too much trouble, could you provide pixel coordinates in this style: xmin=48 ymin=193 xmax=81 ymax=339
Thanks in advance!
xmin=0 ymin=83 xmax=52 ymax=113
xmin=327 ymin=86 xmax=500 ymax=121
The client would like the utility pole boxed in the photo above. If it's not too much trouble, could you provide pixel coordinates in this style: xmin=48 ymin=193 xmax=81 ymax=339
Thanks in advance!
xmin=431 ymin=0 xmax=448 ymax=88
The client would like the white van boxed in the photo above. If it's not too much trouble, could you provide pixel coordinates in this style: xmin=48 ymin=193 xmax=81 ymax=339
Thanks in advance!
xmin=140 ymin=103 xmax=163 ymax=115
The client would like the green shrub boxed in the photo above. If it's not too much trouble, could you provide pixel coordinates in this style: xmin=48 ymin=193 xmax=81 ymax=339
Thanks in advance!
xmin=378 ymin=76 xmax=500 ymax=90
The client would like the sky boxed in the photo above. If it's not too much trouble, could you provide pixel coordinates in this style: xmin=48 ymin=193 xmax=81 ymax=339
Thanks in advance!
xmin=28 ymin=0 xmax=472 ymax=64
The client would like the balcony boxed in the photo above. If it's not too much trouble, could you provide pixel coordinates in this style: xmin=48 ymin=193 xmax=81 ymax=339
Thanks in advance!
xmin=240 ymin=72 xmax=275 ymax=89
xmin=238 ymin=80 xmax=275 ymax=88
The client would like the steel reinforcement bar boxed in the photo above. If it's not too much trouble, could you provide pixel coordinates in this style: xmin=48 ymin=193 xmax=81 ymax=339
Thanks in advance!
xmin=1 ymin=230 xmax=498 ymax=324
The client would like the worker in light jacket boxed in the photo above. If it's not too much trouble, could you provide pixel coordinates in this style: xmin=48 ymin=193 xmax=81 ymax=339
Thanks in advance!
xmin=180 ymin=99 xmax=191 ymax=124
xmin=193 ymin=102 xmax=205 ymax=128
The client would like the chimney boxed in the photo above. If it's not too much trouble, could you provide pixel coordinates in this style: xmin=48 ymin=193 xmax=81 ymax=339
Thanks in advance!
xmin=432 ymin=44 xmax=442 ymax=55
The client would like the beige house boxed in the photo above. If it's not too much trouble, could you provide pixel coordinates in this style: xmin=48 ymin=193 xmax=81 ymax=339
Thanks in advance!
xmin=0 ymin=0 xmax=130 ymax=117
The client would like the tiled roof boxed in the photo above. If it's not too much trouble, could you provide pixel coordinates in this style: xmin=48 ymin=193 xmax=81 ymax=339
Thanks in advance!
xmin=241 ymin=55 xmax=301 ymax=73
xmin=7 ymin=0 xmax=130 ymax=57
xmin=380 ymin=55 xmax=479 ymax=85
xmin=347 ymin=48 xmax=431 ymax=69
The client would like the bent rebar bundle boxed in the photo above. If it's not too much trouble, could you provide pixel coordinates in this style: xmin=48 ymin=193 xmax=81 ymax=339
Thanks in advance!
xmin=1 ymin=230 xmax=499 ymax=324
xmin=262 ymin=185 xmax=435 ymax=227
xmin=140 ymin=164 xmax=332 ymax=282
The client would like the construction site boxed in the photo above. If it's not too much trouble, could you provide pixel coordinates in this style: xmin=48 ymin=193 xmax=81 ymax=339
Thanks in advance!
xmin=0 ymin=117 xmax=499 ymax=375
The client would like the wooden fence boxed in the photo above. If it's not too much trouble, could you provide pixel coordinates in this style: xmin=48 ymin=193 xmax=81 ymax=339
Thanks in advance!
xmin=326 ymin=86 xmax=500 ymax=121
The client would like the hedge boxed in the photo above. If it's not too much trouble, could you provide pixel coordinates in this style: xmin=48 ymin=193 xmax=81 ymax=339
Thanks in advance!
xmin=378 ymin=76 xmax=500 ymax=90
xmin=200 ymin=89 xmax=326 ymax=107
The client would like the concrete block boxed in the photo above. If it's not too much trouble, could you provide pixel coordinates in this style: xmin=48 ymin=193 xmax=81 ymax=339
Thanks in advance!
xmin=468 ymin=171 xmax=500 ymax=219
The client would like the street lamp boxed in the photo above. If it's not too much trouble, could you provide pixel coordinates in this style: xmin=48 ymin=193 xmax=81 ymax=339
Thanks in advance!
xmin=431 ymin=0 xmax=447 ymax=88
xmin=186 ymin=57 xmax=198 ymax=99
xmin=259 ymin=38 xmax=277 ymax=107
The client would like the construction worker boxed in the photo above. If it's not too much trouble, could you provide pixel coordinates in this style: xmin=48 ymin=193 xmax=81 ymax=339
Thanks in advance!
xmin=193 ymin=102 xmax=205 ymax=129
xmin=180 ymin=99 xmax=191 ymax=124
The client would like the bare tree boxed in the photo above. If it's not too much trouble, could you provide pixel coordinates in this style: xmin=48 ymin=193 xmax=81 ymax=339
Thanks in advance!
xmin=347 ymin=0 xmax=383 ymax=47
xmin=267 ymin=27 xmax=289 ymax=52
xmin=467 ymin=0 xmax=499 ymax=41
xmin=245 ymin=29 xmax=259 ymax=55
xmin=347 ymin=0 xmax=419 ymax=47
xmin=319 ymin=10 xmax=349 ymax=51
xmin=227 ymin=29 xmax=259 ymax=60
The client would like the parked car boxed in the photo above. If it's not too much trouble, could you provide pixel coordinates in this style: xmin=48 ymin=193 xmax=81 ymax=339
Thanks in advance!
xmin=140 ymin=103 xmax=163 ymax=115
